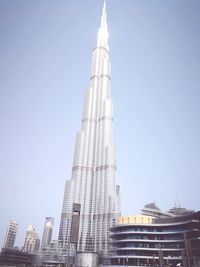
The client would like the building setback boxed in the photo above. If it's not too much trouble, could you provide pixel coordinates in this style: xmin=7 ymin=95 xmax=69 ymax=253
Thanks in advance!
xmin=58 ymin=1 xmax=120 ymax=254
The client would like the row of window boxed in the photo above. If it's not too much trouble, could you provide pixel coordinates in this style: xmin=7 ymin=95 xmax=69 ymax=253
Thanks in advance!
xmin=116 ymin=242 xmax=184 ymax=249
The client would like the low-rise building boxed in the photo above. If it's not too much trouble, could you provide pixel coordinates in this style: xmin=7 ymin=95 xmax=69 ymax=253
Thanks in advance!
xmin=0 ymin=247 xmax=34 ymax=266
xmin=109 ymin=211 xmax=200 ymax=267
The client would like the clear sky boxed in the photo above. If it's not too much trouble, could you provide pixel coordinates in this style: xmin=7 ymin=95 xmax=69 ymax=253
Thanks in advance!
xmin=0 ymin=0 xmax=200 ymax=248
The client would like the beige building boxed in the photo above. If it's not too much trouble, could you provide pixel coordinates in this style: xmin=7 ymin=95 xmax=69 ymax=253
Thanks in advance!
xmin=118 ymin=214 xmax=154 ymax=225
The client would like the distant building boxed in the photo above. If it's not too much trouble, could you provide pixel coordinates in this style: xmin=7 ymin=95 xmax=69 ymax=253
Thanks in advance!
xmin=23 ymin=224 xmax=40 ymax=254
xmin=141 ymin=202 xmax=174 ymax=218
xmin=168 ymin=205 xmax=195 ymax=216
xmin=109 ymin=211 xmax=200 ymax=266
xmin=141 ymin=202 xmax=194 ymax=219
xmin=41 ymin=217 xmax=54 ymax=250
xmin=2 ymin=219 xmax=18 ymax=249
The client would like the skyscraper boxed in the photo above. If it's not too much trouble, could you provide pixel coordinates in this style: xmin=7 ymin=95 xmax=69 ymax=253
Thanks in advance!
xmin=3 ymin=219 xmax=18 ymax=249
xmin=58 ymin=1 xmax=120 ymax=254
xmin=23 ymin=224 xmax=40 ymax=254
xmin=41 ymin=217 xmax=54 ymax=250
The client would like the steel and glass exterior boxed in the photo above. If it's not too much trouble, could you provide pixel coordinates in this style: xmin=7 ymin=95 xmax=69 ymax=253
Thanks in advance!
xmin=109 ymin=212 xmax=200 ymax=266
xmin=41 ymin=217 xmax=54 ymax=250
xmin=58 ymin=1 xmax=120 ymax=254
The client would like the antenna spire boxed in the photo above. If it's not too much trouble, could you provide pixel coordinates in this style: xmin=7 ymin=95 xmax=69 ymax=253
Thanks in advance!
xmin=101 ymin=0 xmax=107 ymax=29
xmin=103 ymin=0 xmax=106 ymax=15
xmin=97 ymin=0 xmax=109 ymax=48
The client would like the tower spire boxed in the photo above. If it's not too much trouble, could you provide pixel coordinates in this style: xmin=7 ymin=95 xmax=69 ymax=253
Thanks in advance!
xmin=98 ymin=0 xmax=108 ymax=48
xmin=103 ymin=0 xmax=106 ymax=16
xmin=101 ymin=0 xmax=107 ymax=28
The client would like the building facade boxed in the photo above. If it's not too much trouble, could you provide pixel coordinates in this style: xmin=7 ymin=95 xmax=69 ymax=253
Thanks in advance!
xmin=0 ymin=248 xmax=34 ymax=266
xmin=58 ymin=1 xmax=120 ymax=254
xmin=41 ymin=217 xmax=54 ymax=250
xmin=23 ymin=224 xmax=40 ymax=254
xmin=109 ymin=212 xmax=200 ymax=267
xmin=2 ymin=219 xmax=18 ymax=249
xmin=40 ymin=240 xmax=68 ymax=263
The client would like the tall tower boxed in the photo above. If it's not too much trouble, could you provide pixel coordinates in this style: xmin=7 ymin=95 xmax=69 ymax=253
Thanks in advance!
xmin=3 ymin=219 xmax=18 ymax=249
xmin=41 ymin=217 xmax=54 ymax=250
xmin=59 ymin=1 xmax=120 ymax=253
xmin=23 ymin=224 xmax=40 ymax=254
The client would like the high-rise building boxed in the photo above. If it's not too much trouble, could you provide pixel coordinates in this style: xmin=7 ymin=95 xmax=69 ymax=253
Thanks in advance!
xmin=23 ymin=224 xmax=40 ymax=254
xmin=58 ymin=1 xmax=121 ymax=254
xmin=41 ymin=217 xmax=54 ymax=250
xmin=3 ymin=219 xmax=18 ymax=249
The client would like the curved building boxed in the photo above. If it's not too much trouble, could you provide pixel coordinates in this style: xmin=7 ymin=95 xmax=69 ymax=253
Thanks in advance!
xmin=109 ymin=212 xmax=200 ymax=267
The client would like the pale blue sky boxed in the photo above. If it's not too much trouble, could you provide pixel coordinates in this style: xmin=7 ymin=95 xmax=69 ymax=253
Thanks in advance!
xmin=0 ymin=0 xmax=200 ymax=247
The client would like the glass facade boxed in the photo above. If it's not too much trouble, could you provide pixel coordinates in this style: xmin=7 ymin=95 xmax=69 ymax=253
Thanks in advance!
xmin=109 ymin=212 xmax=200 ymax=266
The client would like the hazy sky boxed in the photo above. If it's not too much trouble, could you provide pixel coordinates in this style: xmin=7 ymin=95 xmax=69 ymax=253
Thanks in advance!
xmin=0 ymin=0 xmax=200 ymax=247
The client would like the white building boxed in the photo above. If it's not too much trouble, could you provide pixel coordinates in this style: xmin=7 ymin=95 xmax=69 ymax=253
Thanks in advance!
xmin=3 ymin=219 xmax=18 ymax=249
xmin=40 ymin=240 xmax=67 ymax=263
xmin=41 ymin=217 xmax=54 ymax=250
xmin=23 ymin=224 xmax=40 ymax=254
xmin=58 ymin=1 xmax=121 ymax=254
